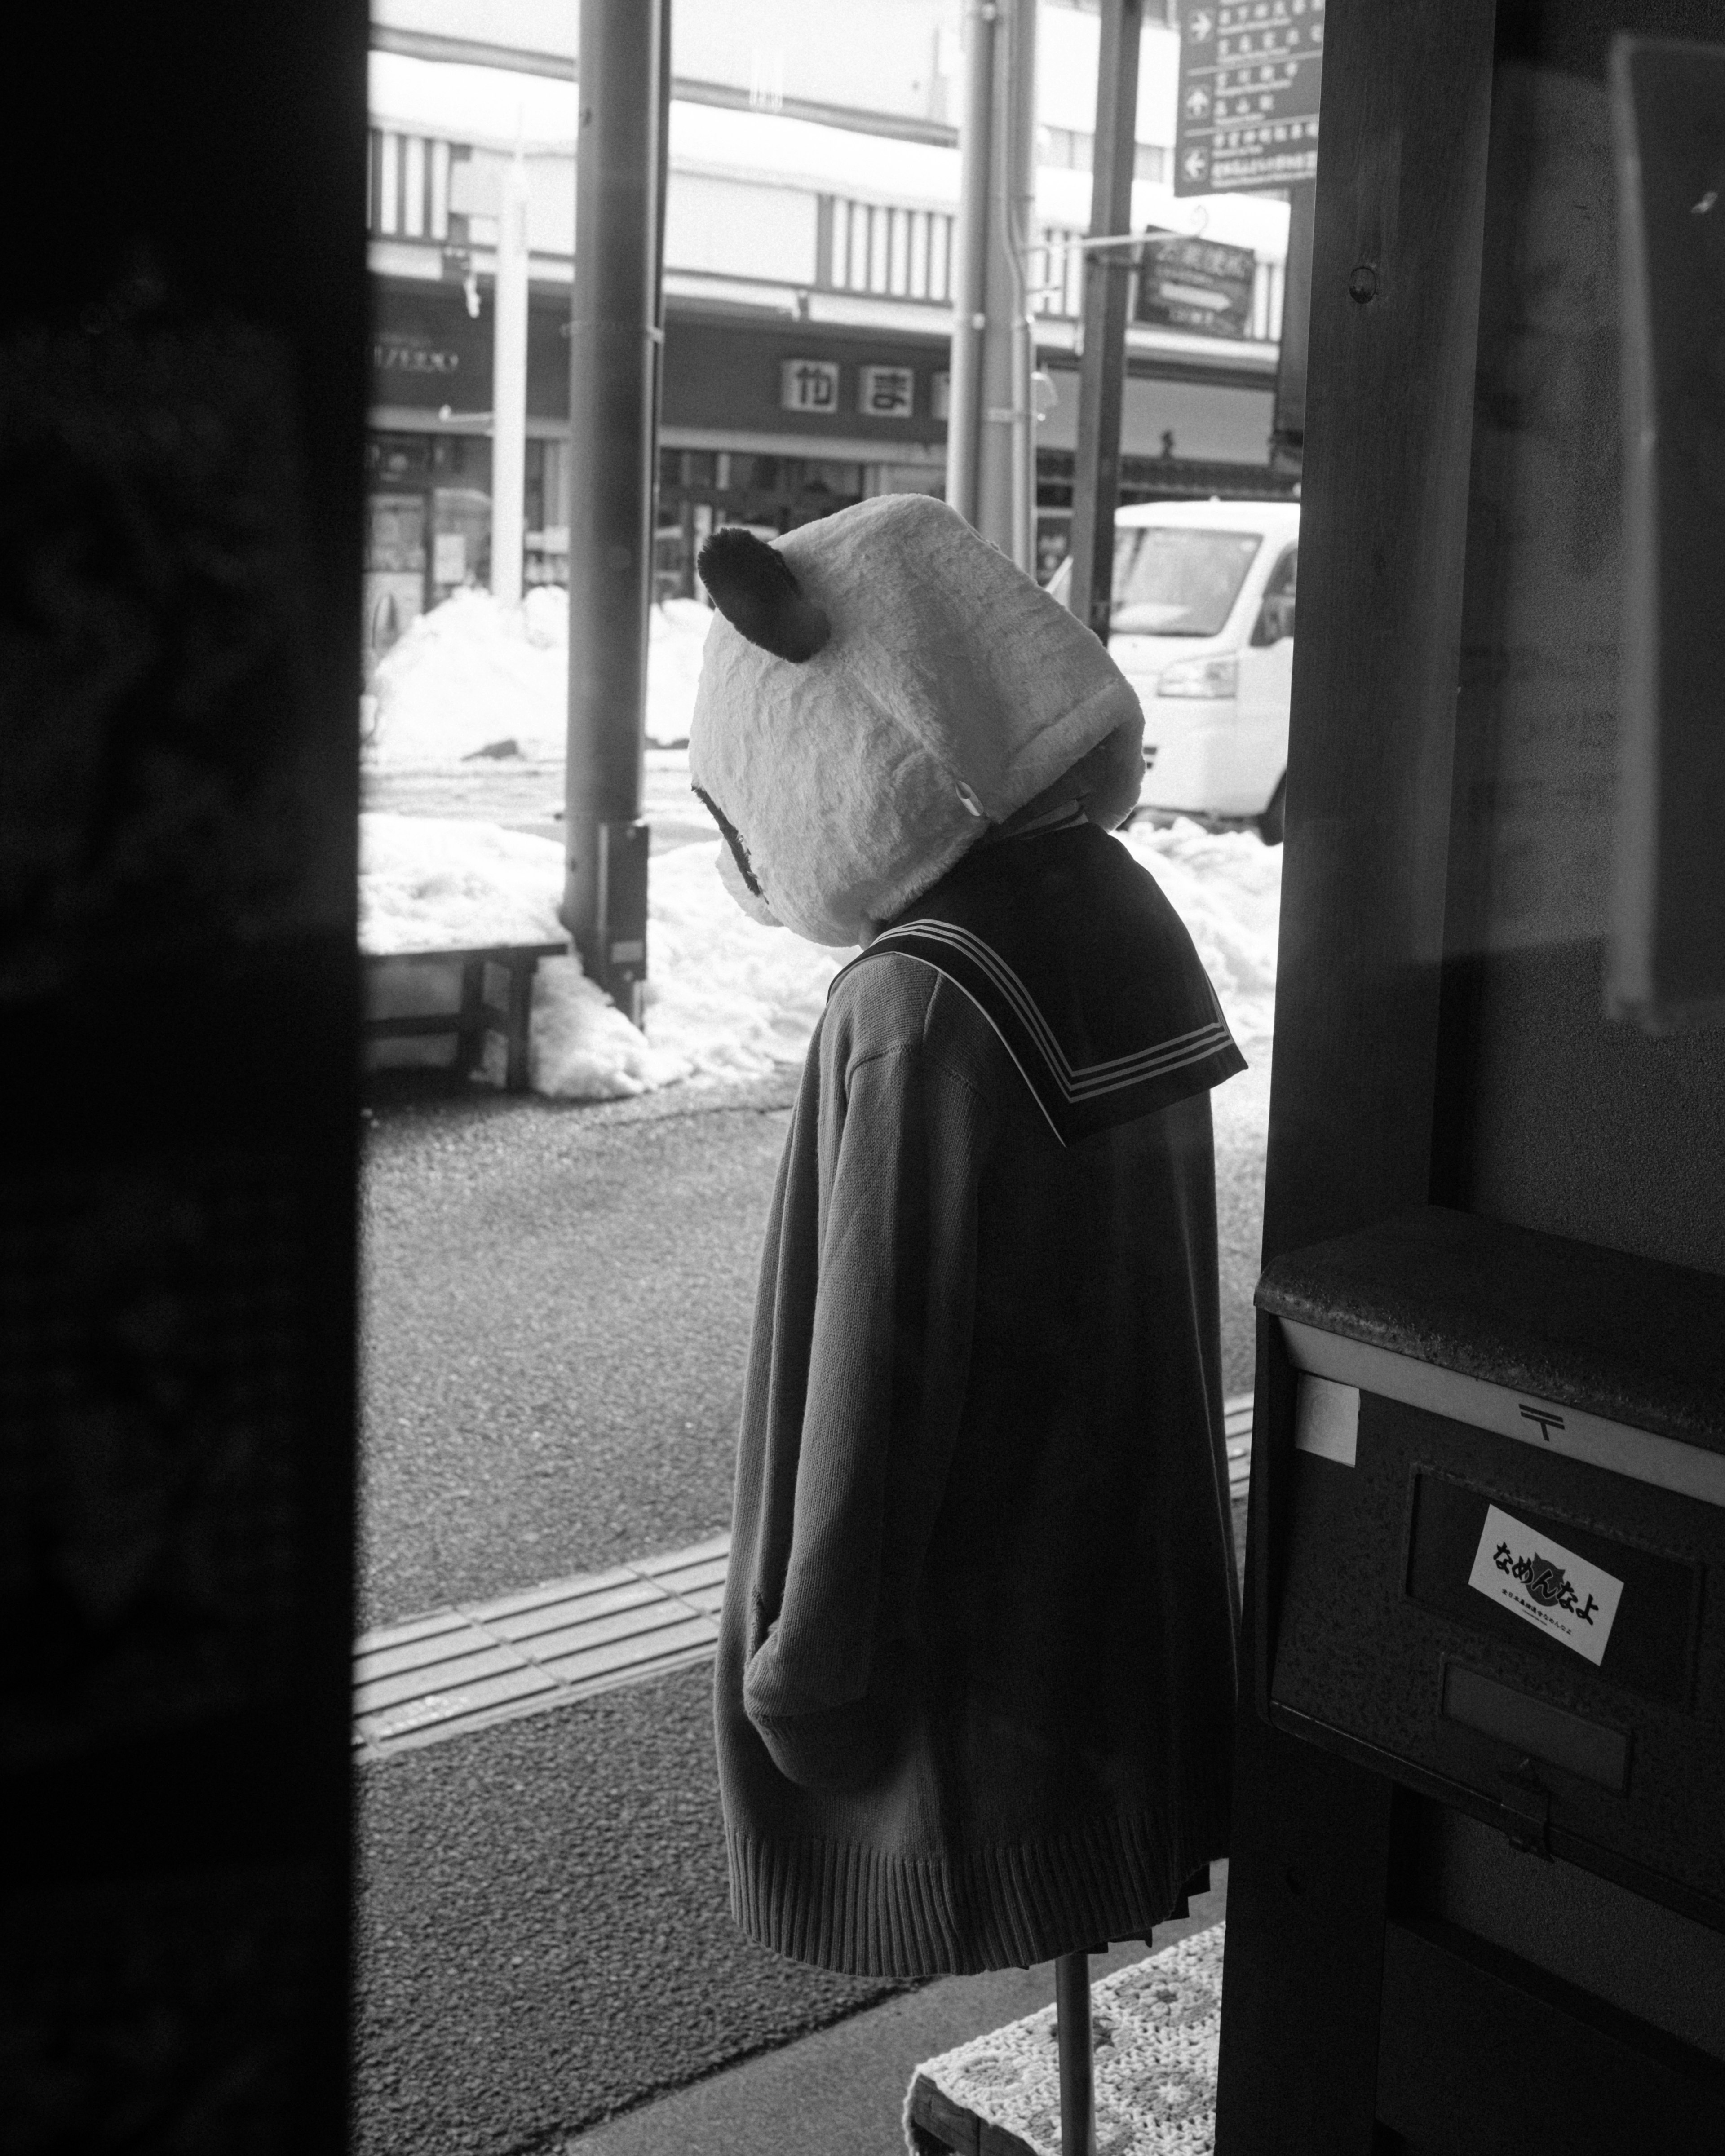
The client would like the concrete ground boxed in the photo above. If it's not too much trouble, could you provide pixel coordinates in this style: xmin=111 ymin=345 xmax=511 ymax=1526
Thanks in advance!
xmin=359 ymin=1064 xmax=1268 ymax=1631
xmin=354 ymin=1638 xmax=1238 ymax=2156
xmin=562 ymin=1873 xmax=1229 ymax=2156
xmin=354 ymin=1663 xmax=910 ymax=2156
xmin=358 ymin=1076 xmax=794 ymax=1629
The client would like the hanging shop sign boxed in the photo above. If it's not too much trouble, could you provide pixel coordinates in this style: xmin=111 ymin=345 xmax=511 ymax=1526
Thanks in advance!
xmin=1174 ymin=0 xmax=1324 ymax=196
xmin=368 ymin=287 xmax=571 ymax=419
xmin=781 ymin=359 xmax=842 ymax=414
xmin=666 ymin=323 xmax=949 ymax=437
xmin=373 ymin=329 xmax=464 ymax=381
xmin=1135 ymin=230 xmax=1258 ymax=337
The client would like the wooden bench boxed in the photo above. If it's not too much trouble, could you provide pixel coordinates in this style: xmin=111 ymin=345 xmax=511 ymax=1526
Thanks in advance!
xmin=362 ymin=942 xmax=566 ymax=1093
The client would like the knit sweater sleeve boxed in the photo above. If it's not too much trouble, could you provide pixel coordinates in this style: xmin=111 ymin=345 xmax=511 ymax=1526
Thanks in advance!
xmin=741 ymin=966 xmax=990 ymax=1792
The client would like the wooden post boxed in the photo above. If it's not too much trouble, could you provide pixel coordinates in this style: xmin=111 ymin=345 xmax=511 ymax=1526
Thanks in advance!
xmin=1068 ymin=0 xmax=1142 ymax=644
xmin=504 ymin=958 xmax=536 ymax=1092
xmin=457 ymin=956 xmax=486 ymax=1078
xmin=1212 ymin=0 xmax=1497 ymax=2147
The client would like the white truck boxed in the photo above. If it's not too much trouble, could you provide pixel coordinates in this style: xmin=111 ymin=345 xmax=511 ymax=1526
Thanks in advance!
xmin=1049 ymin=498 xmax=1299 ymax=844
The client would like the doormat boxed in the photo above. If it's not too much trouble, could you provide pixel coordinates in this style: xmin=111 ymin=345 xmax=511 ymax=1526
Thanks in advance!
xmin=903 ymin=1922 xmax=1225 ymax=2156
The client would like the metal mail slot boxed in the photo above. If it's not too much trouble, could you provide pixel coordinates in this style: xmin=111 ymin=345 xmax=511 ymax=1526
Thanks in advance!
xmin=1257 ymin=1207 xmax=1725 ymax=1933
xmin=1440 ymin=1662 xmax=1629 ymax=1794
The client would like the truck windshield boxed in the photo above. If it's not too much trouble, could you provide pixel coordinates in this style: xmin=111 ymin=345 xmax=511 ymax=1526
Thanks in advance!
xmin=1110 ymin=527 xmax=1263 ymax=636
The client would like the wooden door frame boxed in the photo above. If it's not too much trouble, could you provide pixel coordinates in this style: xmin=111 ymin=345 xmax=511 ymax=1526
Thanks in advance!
xmin=1214 ymin=0 xmax=1499 ymax=2145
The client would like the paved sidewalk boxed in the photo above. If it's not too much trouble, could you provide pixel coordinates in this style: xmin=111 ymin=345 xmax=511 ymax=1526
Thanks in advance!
xmin=562 ymin=1872 xmax=1229 ymax=2156
xmin=353 ymin=1403 xmax=1252 ymax=1761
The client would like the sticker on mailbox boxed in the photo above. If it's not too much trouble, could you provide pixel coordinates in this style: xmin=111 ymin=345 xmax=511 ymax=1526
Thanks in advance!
xmin=1467 ymin=1505 xmax=1624 ymax=1666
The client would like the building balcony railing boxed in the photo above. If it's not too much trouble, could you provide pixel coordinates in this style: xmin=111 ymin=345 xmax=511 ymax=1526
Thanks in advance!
xmin=367 ymin=128 xmax=470 ymax=243
xmin=817 ymin=198 xmax=956 ymax=305
xmin=367 ymin=133 xmax=1284 ymax=348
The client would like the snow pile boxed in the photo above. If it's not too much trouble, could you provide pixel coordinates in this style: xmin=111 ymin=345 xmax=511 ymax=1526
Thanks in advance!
xmin=358 ymin=810 xmax=1279 ymax=1101
xmin=363 ymin=589 xmax=714 ymax=767
xmin=643 ymin=598 xmax=714 ymax=748
xmin=1119 ymin=818 xmax=1281 ymax=1048
xmin=358 ymin=812 xmax=846 ymax=1099
xmin=639 ymin=843 xmax=851 ymax=1079
xmin=359 ymin=813 xmax=564 ymax=953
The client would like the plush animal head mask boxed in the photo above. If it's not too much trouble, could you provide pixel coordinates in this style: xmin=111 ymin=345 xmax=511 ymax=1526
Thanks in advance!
xmin=687 ymin=494 xmax=1144 ymax=946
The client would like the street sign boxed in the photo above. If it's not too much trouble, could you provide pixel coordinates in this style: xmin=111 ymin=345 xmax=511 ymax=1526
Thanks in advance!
xmin=1174 ymin=0 xmax=1324 ymax=197
xmin=1135 ymin=228 xmax=1257 ymax=336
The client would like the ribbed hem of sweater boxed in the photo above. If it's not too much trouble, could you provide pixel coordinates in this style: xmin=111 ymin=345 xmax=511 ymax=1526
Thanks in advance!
xmin=725 ymin=1783 xmax=1229 ymax=1978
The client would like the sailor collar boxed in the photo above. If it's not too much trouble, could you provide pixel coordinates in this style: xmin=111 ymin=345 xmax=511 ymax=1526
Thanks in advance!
xmin=830 ymin=822 xmax=1246 ymax=1147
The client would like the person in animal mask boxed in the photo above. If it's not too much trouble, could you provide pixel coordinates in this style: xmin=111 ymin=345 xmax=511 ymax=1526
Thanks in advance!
xmin=694 ymin=495 xmax=1244 ymax=1977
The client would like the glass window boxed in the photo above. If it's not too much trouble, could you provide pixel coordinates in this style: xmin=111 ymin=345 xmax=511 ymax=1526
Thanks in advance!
xmin=1263 ymin=545 xmax=1297 ymax=598
xmin=1110 ymin=526 xmax=1264 ymax=636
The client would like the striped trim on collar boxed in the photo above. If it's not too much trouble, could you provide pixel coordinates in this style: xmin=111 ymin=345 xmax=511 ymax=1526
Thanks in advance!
xmin=832 ymin=915 xmax=1243 ymax=1146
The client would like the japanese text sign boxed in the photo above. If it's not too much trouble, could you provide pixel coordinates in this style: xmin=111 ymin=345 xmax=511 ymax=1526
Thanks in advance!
xmin=781 ymin=359 xmax=840 ymax=414
xmin=1175 ymin=0 xmax=1324 ymax=196
xmin=859 ymin=366 xmax=915 ymax=418
xmin=1136 ymin=229 xmax=1258 ymax=336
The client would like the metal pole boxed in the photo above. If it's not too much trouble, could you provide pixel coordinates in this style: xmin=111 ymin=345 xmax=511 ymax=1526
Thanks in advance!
xmin=564 ymin=0 xmax=663 ymax=1025
xmin=976 ymin=0 xmax=1039 ymax=570
xmin=650 ymin=0 xmax=671 ymax=564
xmin=490 ymin=146 xmax=530 ymax=608
xmin=1270 ymin=179 xmax=1316 ymax=473
xmin=1068 ymin=0 xmax=1141 ymax=645
xmin=1056 ymin=1950 xmax=1097 ymax=2156
xmin=945 ymin=0 xmax=996 ymax=526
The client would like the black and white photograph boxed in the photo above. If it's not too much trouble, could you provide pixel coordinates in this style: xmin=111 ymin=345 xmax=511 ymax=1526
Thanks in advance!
xmin=4 ymin=0 xmax=1724 ymax=2150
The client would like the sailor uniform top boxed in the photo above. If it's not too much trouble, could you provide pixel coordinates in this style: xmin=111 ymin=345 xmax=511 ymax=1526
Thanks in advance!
xmin=713 ymin=822 xmax=1244 ymax=1976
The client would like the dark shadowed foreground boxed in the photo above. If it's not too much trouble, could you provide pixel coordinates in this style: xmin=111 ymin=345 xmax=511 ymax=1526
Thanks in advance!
xmin=353 ymin=1664 xmax=910 ymax=2155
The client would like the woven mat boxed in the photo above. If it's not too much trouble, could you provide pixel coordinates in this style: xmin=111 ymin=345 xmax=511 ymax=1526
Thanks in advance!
xmin=903 ymin=1923 xmax=1225 ymax=2156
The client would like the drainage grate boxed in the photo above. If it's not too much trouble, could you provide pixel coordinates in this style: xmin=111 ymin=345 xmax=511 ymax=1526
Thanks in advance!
xmin=355 ymin=1399 xmax=1254 ymax=1761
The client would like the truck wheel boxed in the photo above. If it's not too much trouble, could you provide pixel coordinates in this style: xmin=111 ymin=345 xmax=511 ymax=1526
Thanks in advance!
xmin=1257 ymin=777 xmax=1286 ymax=847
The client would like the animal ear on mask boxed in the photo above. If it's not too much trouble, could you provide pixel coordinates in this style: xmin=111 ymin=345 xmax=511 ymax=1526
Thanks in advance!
xmin=697 ymin=527 xmax=831 ymax=661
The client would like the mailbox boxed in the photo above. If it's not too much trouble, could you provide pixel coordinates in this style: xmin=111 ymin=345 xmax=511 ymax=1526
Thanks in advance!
xmin=1257 ymin=1206 xmax=1725 ymax=1933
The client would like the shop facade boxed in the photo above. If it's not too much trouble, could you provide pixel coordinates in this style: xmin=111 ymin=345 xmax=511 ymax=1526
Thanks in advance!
xmin=364 ymin=262 xmax=1292 ymax=664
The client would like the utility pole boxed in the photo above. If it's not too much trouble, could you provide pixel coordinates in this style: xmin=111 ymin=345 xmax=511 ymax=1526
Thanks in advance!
xmin=975 ymin=0 xmax=1038 ymax=571
xmin=563 ymin=0 xmax=663 ymax=1026
xmin=1068 ymin=0 xmax=1142 ymax=646
xmin=490 ymin=146 xmax=530 ymax=608
xmin=945 ymin=0 xmax=995 ymax=530
xmin=947 ymin=0 xmax=1038 ymax=571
